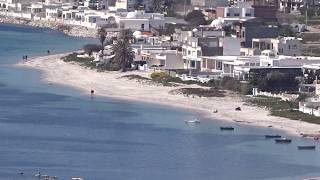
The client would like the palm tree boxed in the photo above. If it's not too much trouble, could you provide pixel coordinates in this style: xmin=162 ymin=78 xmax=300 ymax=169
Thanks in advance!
xmin=97 ymin=28 xmax=106 ymax=53
xmin=151 ymin=0 xmax=165 ymax=13
xmin=118 ymin=29 xmax=133 ymax=43
xmin=112 ymin=39 xmax=134 ymax=72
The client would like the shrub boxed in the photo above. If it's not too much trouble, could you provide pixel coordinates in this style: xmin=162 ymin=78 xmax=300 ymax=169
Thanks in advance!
xmin=83 ymin=44 xmax=102 ymax=56
xmin=62 ymin=53 xmax=95 ymax=68
xmin=150 ymin=72 xmax=168 ymax=80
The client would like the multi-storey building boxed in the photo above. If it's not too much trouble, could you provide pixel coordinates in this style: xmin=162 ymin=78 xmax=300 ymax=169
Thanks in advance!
xmin=182 ymin=30 xmax=222 ymax=70
xmin=250 ymin=37 xmax=302 ymax=56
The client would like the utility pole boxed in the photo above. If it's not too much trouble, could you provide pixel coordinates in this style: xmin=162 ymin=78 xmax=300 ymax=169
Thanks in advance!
xmin=184 ymin=0 xmax=186 ymax=16
xmin=305 ymin=2 xmax=308 ymax=28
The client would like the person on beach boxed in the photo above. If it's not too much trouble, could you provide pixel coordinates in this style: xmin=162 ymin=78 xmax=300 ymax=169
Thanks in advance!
xmin=25 ymin=55 xmax=28 ymax=60
xmin=47 ymin=50 xmax=50 ymax=55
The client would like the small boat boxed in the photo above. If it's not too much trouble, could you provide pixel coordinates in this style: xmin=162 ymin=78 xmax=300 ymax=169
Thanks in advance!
xmin=220 ymin=126 xmax=234 ymax=131
xmin=265 ymin=135 xmax=282 ymax=139
xmin=185 ymin=119 xmax=200 ymax=124
xmin=298 ymin=145 xmax=316 ymax=150
xmin=71 ymin=178 xmax=84 ymax=180
xmin=34 ymin=172 xmax=41 ymax=177
xmin=303 ymin=177 xmax=320 ymax=180
xmin=275 ymin=138 xmax=292 ymax=144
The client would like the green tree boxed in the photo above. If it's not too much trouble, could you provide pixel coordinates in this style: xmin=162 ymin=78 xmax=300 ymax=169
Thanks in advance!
xmin=279 ymin=25 xmax=295 ymax=37
xmin=184 ymin=10 xmax=207 ymax=26
xmin=256 ymin=71 xmax=299 ymax=93
xmin=112 ymin=29 xmax=135 ymax=72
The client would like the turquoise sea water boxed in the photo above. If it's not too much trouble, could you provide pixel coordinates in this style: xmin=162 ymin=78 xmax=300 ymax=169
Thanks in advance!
xmin=0 ymin=23 xmax=320 ymax=180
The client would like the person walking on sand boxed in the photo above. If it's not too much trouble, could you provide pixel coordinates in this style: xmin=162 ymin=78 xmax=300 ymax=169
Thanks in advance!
xmin=47 ymin=50 xmax=50 ymax=55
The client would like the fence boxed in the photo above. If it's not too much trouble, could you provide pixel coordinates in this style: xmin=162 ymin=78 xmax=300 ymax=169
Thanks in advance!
xmin=254 ymin=91 xmax=299 ymax=101
xmin=299 ymin=102 xmax=320 ymax=117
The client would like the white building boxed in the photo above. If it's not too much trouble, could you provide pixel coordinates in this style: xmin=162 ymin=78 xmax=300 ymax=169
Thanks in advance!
xmin=182 ymin=31 xmax=222 ymax=70
xmin=278 ymin=37 xmax=302 ymax=56
xmin=200 ymin=52 xmax=320 ymax=80
xmin=118 ymin=10 xmax=164 ymax=31
xmin=220 ymin=37 xmax=241 ymax=56
xmin=279 ymin=0 xmax=304 ymax=13
xmin=84 ymin=0 xmax=108 ymax=10
xmin=216 ymin=6 xmax=255 ymax=18
xmin=246 ymin=37 xmax=302 ymax=56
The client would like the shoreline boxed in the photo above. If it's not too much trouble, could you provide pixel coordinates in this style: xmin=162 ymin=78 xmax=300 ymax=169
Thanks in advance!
xmin=16 ymin=52 xmax=320 ymax=139
xmin=0 ymin=15 xmax=96 ymax=38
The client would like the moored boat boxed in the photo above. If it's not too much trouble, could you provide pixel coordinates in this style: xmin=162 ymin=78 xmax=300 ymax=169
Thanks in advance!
xmin=265 ymin=135 xmax=281 ymax=139
xmin=298 ymin=145 xmax=316 ymax=150
xmin=71 ymin=178 xmax=84 ymax=180
xmin=275 ymin=138 xmax=292 ymax=144
xmin=220 ymin=126 xmax=234 ymax=131
xmin=303 ymin=177 xmax=320 ymax=180
xmin=185 ymin=119 xmax=200 ymax=124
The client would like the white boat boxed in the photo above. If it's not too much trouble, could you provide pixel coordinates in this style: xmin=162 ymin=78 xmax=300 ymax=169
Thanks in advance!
xmin=185 ymin=119 xmax=200 ymax=124
xmin=71 ymin=178 xmax=84 ymax=180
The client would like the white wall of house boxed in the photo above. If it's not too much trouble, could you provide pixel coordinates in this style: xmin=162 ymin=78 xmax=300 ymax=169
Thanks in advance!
xmin=278 ymin=37 xmax=302 ymax=56
xmin=221 ymin=37 xmax=241 ymax=56
xmin=224 ymin=7 xmax=254 ymax=18
xmin=119 ymin=18 xmax=149 ymax=31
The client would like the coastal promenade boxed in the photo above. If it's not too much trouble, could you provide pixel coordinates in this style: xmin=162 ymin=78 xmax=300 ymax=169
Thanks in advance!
xmin=17 ymin=53 xmax=320 ymax=138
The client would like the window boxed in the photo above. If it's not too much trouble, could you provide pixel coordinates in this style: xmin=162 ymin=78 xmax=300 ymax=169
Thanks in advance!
xmin=234 ymin=13 xmax=240 ymax=17
xmin=226 ymin=13 xmax=230 ymax=17
xmin=191 ymin=61 xmax=196 ymax=67
xmin=245 ymin=13 xmax=251 ymax=17
xmin=141 ymin=24 xmax=145 ymax=31
xmin=217 ymin=62 xmax=222 ymax=70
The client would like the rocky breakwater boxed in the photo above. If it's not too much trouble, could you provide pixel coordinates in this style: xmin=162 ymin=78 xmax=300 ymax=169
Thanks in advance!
xmin=0 ymin=15 xmax=96 ymax=38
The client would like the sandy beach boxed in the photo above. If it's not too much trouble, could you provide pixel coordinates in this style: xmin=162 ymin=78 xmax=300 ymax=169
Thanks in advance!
xmin=16 ymin=53 xmax=320 ymax=138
